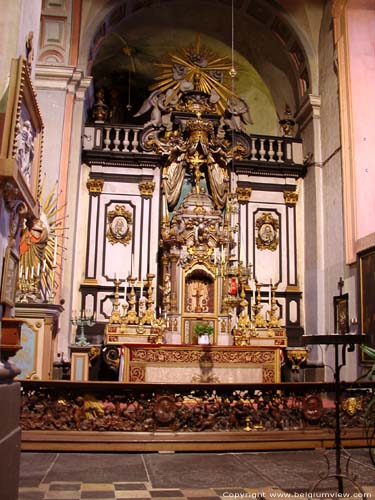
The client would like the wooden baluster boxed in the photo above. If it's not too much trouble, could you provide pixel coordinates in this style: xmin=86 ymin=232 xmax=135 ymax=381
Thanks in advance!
xmin=259 ymin=138 xmax=266 ymax=161
xmin=131 ymin=129 xmax=139 ymax=152
xmin=103 ymin=127 xmax=111 ymax=151
xmin=250 ymin=137 xmax=257 ymax=161
xmin=113 ymin=127 xmax=120 ymax=152
xmin=276 ymin=140 xmax=284 ymax=162
xmin=268 ymin=139 xmax=275 ymax=162
xmin=122 ymin=128 xmax=130 ymax=152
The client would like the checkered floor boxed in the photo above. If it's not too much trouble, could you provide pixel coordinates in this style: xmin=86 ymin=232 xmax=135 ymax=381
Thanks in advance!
xmin=18 ymin=483 xmax=284 ymax=499
xmin=18 ymin=450 xmax=375 ymax=500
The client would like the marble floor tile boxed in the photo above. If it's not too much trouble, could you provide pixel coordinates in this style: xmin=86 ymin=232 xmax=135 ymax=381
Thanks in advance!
xmin=19 ymin=452 xmax=58 ymax=487
xmin=43 ymin=454 xmax=148 ymax=484
xmin=143 ymin=453 xmax=268 ymax=489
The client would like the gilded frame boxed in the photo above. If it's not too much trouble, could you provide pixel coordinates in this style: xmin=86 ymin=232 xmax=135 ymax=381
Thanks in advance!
xmin=359 ymin=247 xmax=375 ymax=362
xmin=0 ymin=57 xmax=43 ymax=199
xmin=333 ymin=293 xmax=349 ymax=335
xmin=1 ymin=247 xmax=19 ymax=307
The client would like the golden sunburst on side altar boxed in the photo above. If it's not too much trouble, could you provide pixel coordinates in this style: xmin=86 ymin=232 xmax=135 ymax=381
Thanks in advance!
xmin=149 ymin=34 xmax=236 ymax=114
xmin=17 ymin=178 xmax=67 ymax=303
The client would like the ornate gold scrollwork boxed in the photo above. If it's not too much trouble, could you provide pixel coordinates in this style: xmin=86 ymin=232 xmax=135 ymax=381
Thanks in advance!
xmin=283 ymin=190 xmax=298 ymax=205
xmin=255 ymin=212 xmax=279 ymax=251
xmin=341 ymin=396 xmax=362 ymax=416
xmin=87 ymin=178 xmax=104 ymax=193
xmin=138 ymin=180 xmax=155 ymax=198
xmin=236 ymin=187 xmax=252 ymax=202
xmin=106 ymin=204 xmax=132 ymax=246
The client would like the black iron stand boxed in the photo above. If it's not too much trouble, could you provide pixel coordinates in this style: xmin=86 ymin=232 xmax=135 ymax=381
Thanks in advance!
xmin=303 ymin=335 xmax=368 ymax=495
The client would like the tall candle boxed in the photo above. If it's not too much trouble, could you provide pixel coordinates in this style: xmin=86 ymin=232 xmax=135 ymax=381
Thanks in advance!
xmin=25 ymin=267 xmax=29 ymax=280
xmin=140 ymin=280 xmax=143 ymax=298
xmin=269 ymin=279 xmax=272 ymax=307
xmin=124 ymin=281 xmax=128 ymax=301
xmin=252 ymin=280 xmax=256 ymax=301
xmin=37 ymin=262 xmax=40 ymax=276
xmin=19 ymin=265 xmax=23 ymax=278
xmin=31 ymin=266 xmax=34 ymax=279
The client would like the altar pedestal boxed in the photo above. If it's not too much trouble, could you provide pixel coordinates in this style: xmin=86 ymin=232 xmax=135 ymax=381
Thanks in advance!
xmin=121 ymin=344 xmax=282 ymax=383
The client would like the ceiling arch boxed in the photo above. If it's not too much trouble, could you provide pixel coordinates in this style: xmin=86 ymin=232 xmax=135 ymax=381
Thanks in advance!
xmin=80 ymin=0 xmax=320 ymax=133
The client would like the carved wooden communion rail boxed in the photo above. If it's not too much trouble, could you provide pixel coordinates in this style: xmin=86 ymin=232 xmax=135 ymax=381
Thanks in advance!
xmin=20 ymin=380 xmax=374 ymax=452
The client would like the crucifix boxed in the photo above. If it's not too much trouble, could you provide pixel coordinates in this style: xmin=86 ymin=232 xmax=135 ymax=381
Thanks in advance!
xmin=337 ymin=276 xmax=344 ymax=296
xmin=189 ymin=151 xmax=205 ymax=194
xmin=192 ymin=282 xmax=204 ymax=312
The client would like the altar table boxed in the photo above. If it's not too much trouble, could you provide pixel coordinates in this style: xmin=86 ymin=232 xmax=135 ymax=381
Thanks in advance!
xmin=120 ymin=344 xmax=283 ymax=383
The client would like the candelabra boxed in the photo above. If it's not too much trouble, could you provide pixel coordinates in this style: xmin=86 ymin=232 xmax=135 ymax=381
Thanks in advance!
xmin=251 ymin=281 xmax=267 ymax=328
xmin=149 ymin=316 xmax=167 ymax=344
xmin=268 ymin=283 xmax=281 ymax=328
xmin=17 ymin=264 xmax=50 ymax=303
xmin=71 ymin=309 xmax=96 ymax=346
xmin=140 ymin=273 xmax=156 ymax=325
xmin=109 ymin=276 xmax=123 ymax=324
xmin=107 ymin=274 xmax=156 ymax=331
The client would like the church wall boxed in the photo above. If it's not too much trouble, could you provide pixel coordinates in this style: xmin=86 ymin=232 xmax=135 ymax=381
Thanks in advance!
xmin=318 ymin=2 xmax=360 ymax=380
xmin=348 ymin=5 xmax=375 ymax=248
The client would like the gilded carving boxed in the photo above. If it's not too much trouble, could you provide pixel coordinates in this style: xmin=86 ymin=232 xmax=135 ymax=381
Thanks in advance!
xmin=87 ymin=178 xmax=104 ymax=193
xmin=236 ymin=187 xmax=252 ymax=202
xmin=255 ymin=212 xmax=279 ymax=251
xmin=1 ymin=181 xmax=28 ymax=247
xmin=342 ymin=397 xmax=362 ymax=416
xmin=138 ymin=180 xmax=155 ymax=198
xmin=283 ymin=190 xmax=298 ymax=205
xmin=106 ymin=204 xmax=132 ymax=246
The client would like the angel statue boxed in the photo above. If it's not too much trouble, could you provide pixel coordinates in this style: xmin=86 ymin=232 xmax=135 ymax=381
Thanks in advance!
xmin=134 ymin=90 xmax=167 ymax=128
xmin=224 ymin=96 xmax=253 ymax=133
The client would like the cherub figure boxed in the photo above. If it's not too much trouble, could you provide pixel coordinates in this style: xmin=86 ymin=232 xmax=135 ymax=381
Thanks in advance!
xmin=224 ymin=96 xmax=253 ymax=133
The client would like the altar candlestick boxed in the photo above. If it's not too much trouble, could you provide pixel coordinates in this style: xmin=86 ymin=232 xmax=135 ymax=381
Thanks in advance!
xmin=269 ymin=279 xmax=272 ymax=307
xmin=19 ymin=265 xmax=23 ymax=278
xmin=25 ymin=267 xmax=29 ymax=280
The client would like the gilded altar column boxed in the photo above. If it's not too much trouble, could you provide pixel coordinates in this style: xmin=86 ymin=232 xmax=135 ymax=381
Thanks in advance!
xmin=169 ymin=254 xmax=178 ymax=313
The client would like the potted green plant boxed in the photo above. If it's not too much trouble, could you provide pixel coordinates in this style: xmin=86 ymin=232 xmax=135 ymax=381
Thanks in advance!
xmin=194 ymin=322 xmax=214 ymax=345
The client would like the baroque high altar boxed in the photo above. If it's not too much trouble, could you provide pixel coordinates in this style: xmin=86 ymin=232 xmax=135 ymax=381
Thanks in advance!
xmin=14 ymin=39 xmax=305 ymax=383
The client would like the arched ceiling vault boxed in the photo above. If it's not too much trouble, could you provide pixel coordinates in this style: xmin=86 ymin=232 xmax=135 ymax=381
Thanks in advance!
xmin=80 ymin=0 xmax=323 ymax=135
